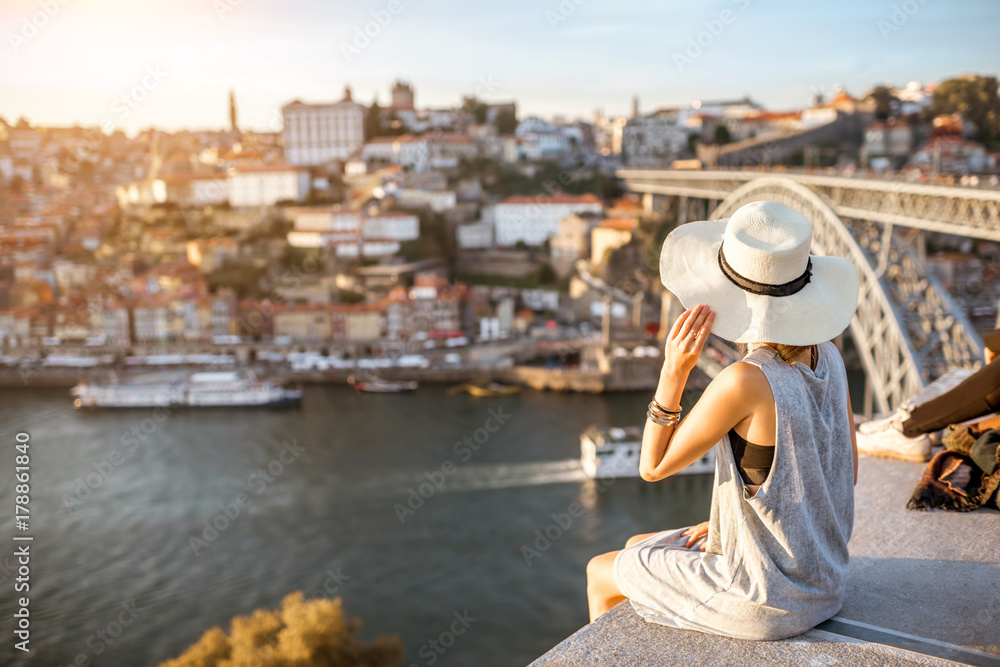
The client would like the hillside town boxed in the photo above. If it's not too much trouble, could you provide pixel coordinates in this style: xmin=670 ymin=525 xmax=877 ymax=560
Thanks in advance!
xmin=2 ymin=75 xmax=1000 ymax=385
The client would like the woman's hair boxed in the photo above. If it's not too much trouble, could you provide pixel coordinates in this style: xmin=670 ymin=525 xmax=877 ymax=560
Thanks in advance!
xmin=739 ymin=343 xmax=818 ymax=370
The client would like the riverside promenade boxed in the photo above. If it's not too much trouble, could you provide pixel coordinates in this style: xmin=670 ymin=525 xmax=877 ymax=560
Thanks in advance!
xmin=531 ymin=455 xmax=1000 ymax=666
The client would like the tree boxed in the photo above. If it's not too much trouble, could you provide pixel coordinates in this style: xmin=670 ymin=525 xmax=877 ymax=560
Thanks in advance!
xmin=494 ymin=109 xmax=518 ymax=135
xmin=365 ymin=101 xmax=382 ymax=139
xmin=927 ymin=75 xmax=1000 ymax=149
xmin=713 ymin=125 xmax=731 ymax=145
xmin=867 ymin=85 xmax=897 ymax=119
xmin=158 ymin=592 xmax=403 ymax=667
xmin=686 ymin=132 xmax=702 ymax=155
xmin=537 ymin=262 xmax=557 ymax=285
xmin=461 ymin=97 xmax=489 ymax=124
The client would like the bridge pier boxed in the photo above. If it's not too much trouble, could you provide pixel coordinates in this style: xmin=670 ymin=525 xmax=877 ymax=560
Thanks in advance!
xmin=642 ymin=193 xmax=671 ymax=214
xmin=658 ymin=291 xmax=685 ymax=343
xmin=862 ymin=375 xmax=874 ymax=419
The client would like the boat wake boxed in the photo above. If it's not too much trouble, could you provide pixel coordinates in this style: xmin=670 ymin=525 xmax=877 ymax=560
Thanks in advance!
xmin=353 ymin=459 xmax=591 ymax=498
xmin=436 ymin=459 xmax=588 ymax=492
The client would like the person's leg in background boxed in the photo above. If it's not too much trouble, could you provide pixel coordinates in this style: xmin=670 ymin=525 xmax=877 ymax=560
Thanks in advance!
xmin=857 ymin=332 xmax=1000 ymax=461
xmin=902 ymin=357 xmax=1000 ymax=436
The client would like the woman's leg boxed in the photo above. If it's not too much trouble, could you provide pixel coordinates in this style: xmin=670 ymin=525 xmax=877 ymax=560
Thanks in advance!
xmin=586 ymin=551 xmax=625 ymax=622
xmin=903 ymin=359 xmax=1000 ymax=436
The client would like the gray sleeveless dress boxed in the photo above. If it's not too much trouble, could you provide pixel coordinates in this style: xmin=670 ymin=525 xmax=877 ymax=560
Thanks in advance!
xmin=613 ymin=342 xmax=855 ymax=640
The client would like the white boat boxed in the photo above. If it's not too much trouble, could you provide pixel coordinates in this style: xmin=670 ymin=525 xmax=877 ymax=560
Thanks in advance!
xmin=71 ymin=371 xmax=302 ymax=409
xmin=580 ymin=425 xmax=716 ymax=479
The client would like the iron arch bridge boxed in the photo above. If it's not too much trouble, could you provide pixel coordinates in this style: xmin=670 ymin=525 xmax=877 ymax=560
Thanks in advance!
xmin=618 ymin=169 xmax=999 ymax=415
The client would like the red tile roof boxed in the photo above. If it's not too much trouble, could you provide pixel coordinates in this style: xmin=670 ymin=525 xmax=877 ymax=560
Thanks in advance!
xmin=501 ymin=194 xmax=602 ymax=205
xmin=598 ymin=218 xmax=638 ymax=231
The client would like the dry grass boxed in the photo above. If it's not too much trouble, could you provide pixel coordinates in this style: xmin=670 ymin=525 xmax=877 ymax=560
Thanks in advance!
xmin=158 ymin=592 xmax=403 ymax=667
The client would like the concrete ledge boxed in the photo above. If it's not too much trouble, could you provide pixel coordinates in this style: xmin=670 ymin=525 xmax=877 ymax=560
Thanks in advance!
xmin=531 ymin=457 xmax=1000 ymax=666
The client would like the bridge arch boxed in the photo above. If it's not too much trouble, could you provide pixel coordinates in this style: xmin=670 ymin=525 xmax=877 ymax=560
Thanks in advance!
xmin=709 ymin=177 xmax=925 ymax=414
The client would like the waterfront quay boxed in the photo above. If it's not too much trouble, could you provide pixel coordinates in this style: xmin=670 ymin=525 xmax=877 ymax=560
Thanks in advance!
xmin=532 ymin=455 xmax=1000 ymax=666
xmin=0 ymin=334 xmax=675 ymax=393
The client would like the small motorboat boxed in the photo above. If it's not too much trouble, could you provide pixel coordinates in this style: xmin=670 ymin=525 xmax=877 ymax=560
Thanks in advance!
xmin=465 ymin=381 xmax=520 ymax=397
xmin=347 ymin=375 xmax=418 ymax=393
xmin=447 ymin=380 xmax=521 ymax=397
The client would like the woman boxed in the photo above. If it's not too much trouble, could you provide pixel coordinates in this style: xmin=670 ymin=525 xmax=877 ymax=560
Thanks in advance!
xmin=586 ymin=200 xmax=860 ymax=641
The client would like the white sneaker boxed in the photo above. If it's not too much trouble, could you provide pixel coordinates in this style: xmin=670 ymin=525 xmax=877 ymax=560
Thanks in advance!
xmin=855 ymin=428 xmax=931 ymax=463
xmin=858 ymin=409 xmax=908 ymax=435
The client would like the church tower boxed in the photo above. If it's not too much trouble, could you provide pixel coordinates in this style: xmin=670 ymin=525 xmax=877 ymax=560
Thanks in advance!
xmin=229 ymin=89 xmax=238 ymax=133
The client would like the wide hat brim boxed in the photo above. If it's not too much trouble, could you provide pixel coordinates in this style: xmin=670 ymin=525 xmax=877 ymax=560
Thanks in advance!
xmin=659 ymin=219 xmax=860 ymax=345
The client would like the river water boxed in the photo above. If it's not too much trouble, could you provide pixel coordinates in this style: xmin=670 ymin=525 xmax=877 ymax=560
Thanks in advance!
xmin=0 ymin=384 xmax=714 ymax=667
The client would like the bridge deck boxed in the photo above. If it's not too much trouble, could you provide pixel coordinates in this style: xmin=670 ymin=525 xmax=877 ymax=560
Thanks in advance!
xmin=530 ymin=455 xmax=1000 ymax=666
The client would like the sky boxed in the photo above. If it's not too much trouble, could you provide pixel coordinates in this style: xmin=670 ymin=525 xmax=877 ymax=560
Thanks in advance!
xmin=0 ymin=0 xmax=998 ymax=134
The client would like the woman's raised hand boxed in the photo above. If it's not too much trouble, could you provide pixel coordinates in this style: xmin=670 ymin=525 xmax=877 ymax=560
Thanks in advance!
xmin=663 ymin=305 xmax=715 ymax=378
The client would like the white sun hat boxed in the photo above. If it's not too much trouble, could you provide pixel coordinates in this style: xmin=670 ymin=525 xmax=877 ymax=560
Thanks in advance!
xmin=659 ymin=200 xmax=859 ymax=345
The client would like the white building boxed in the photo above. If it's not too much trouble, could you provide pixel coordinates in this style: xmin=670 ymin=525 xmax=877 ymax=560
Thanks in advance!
xmin=362 ymin=135 xmax=430 ymax=172
xmin=286 ymin=208 xmax=418 ymax=249
xmin=0 ymin=155 xmax=14 ymax=182
xmin=622 ymin=109 xmax=690 ymax=166
xmin=362 ymin=137 xmax=399 ymax=164
xmin=157 ymin=174 xmax=229 ymax=207
xmin=228 ymin=166 xmax=310 ymax=207
xmin=515 ymin=117 xmax=572 ymax=162
xmin=393 ymin=188 xmax=457 ymax=212
xmin=286 ymin=206 xmax=362 ymax=248
xmin=494 ymin=194 xmax=603 ymax=246
xmin=282 ymin=89 xmax=366 ymax=166
xmin=288 ymin=206 xmax=362 ymax=232
xmin=550 ymin=212 xmax=601 ymax=260
xmin=335 ymin=240 xmax=401 ymax=258
xmin=362 ymin=212 xmax=419 ymax=240
xmin=457 ymin=222 xmax=494 ymax=249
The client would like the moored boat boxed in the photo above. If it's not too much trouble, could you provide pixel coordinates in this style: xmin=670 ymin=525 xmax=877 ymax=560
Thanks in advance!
xmin=449 ymin=380 xmax=521 ymax=397
xmin=580 ymin=425 xmax=715 ymax=479
xmin=347 ymin=375 xmax=418 ymax=393
xmin=71 ymin=371 xmax=302 ymax=409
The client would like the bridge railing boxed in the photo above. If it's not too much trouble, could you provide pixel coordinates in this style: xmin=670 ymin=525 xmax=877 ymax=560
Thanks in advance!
xmin=619 ymin=168 xmax=1000 ymax=241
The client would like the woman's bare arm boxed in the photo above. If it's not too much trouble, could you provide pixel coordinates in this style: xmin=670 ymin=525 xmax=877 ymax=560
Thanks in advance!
xmin=639 ymin=305 xmax=764 ymax=482
xmin=641 ymin=361 xmax=765 ymax=481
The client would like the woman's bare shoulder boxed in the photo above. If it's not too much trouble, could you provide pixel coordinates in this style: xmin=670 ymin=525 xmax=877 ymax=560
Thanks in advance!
xmin=698 ymin=360 xmax=773 ymax=413
xmin=713 ymin=359 xmax=770 ymax=392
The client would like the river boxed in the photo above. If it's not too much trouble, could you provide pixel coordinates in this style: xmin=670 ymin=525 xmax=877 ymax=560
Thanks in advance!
xmin=0 ymin=384 xmax=714 ymax=667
